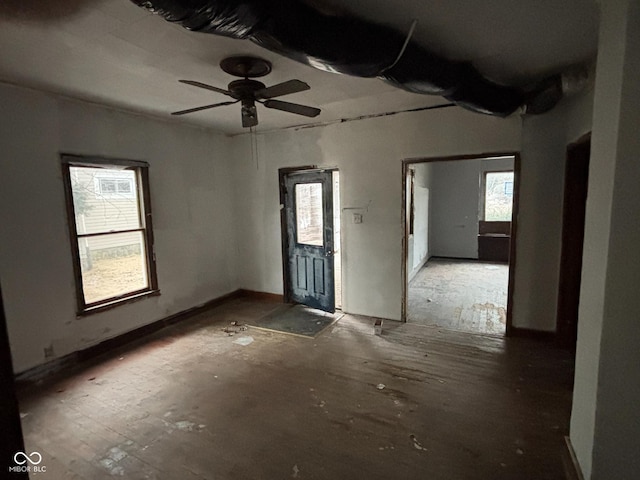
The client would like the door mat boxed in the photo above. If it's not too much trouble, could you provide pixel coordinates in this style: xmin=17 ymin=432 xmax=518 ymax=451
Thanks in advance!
xmin=249 ymin=304 xmax=343 ymax=338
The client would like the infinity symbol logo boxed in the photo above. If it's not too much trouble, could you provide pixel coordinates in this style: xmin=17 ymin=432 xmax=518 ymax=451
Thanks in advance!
xmin=13 ymin=451 xmax=42 ymax=465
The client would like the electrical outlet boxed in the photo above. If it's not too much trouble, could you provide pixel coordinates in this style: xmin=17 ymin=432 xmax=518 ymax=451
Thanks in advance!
xmin=353 ymin=213 xmax=363 ymax=224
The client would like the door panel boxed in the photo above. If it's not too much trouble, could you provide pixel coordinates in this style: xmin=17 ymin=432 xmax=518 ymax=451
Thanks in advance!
xmin=284 ymin=170 xmax=335 ymax=313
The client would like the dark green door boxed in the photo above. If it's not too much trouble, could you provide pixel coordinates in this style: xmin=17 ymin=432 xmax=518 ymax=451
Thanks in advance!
xmin=284 ymin=170 xmax=335 ymax=313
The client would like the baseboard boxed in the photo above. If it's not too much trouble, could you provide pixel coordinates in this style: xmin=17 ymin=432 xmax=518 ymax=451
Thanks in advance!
xmin=239 ymin=289 xmax=284 ymax=303
xmin=507 ymin=326 xmax=556 ymax=341
xmin=15 ymin=289 xmax=246 ymax=385
xmin=408 ymin=255 xmax=430 ymax=282
xmin=430 ymin=255 xmax=478 ymax=261
xmin=563 ymin=436 xmax=585 ymax=480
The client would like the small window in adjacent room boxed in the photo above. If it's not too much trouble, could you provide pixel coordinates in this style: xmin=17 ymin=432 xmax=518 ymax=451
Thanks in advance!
xmin=483 ymin=171 xmax=514 ymax=221
xmin=61 ymin=155 xmax=159 ymax=314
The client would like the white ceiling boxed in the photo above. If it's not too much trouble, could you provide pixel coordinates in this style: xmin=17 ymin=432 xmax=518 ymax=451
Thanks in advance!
xmin=0 ymin=0 xmax=599 ymax=135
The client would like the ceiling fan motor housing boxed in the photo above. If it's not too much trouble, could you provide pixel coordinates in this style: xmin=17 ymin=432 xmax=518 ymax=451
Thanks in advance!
xmin=228 ymin=79 xmax=266 ymax=98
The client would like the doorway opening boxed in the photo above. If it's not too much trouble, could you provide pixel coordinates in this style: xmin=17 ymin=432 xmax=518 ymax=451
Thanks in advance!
xmin=401 ymin=153 xmax=520 ymax=336
xmin=279 ymin=167 xmax=341 ymax=313
xmin=556 ymin=134 xmax=590 ymax=350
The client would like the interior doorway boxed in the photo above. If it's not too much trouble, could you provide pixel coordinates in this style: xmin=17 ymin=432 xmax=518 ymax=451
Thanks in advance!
xmin=401 ymin=154 xmax=520 ymax=336
xmin=279 ymin=167 xmax=341 ymax=313
xmin=556 ymin=134 xmax=590 ymax=350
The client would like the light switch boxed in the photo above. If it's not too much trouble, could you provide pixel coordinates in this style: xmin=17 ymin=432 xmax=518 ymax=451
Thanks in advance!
xmin=353 ymin=213 xmax=363 ymax=224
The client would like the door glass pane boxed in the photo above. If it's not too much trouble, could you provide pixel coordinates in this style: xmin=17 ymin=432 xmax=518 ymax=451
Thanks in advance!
xmin=78 ymin=231 xmax=149 ymax=304
xmin=296 ymin=183 xmax=324 ymax=246
xmin=485 ymin=172 xmax=514 ymax=221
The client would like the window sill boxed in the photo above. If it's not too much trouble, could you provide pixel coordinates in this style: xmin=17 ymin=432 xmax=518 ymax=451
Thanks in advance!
xmin=78 ymin=289 xmax=160 ymax=317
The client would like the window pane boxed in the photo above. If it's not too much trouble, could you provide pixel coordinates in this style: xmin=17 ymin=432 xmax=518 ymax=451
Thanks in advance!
xmin=79 ymin=231 xmax=149 ymax=304
xmin=485 ymin=172 xmax=514 ymax=221
xmin=70 ymin=167 xmax=140 ymax=235
xmin=295 ymin=183 xmax=324 ymax=246
xmin=100 ymin=179 xmax=116 ymax=194
xmin=117 ymin=180 xmax=132 ymax=193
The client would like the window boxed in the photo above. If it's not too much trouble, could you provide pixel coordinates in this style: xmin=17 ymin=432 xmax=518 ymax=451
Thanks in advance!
xmin=62 ymin=155 xmax=158 ymax=314
xmin=295 ymin=183 xmax=324 ymax=246
xmin=483 ymin=171 xmax=514 ymax=221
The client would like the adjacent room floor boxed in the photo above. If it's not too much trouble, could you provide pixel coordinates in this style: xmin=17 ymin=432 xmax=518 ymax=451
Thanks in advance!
xmin=16 ymin=296 xmax=574 ymax=479
xmin=408 ymin=258 xmax=509 ymax=335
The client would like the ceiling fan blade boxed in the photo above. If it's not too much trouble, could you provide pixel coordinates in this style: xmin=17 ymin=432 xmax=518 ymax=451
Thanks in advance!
xmin=263 ymin=99 xmax=321 ymax=118
xmin=171 ymin=101 xmax=237 ymax=116
xmin=179 ymin=80 xmax=236 ymax=98
xmin=255 ymin=79 xmax=310 ymax=99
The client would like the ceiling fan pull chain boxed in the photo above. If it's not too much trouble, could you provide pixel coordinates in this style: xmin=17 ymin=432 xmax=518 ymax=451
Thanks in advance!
xmin=379 ymin=18 xmax=419 ymax=75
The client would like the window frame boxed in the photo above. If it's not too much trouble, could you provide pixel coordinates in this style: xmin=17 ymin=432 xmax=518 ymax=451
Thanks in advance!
xmin=481 ymin=169 xmax=515 ymax=222
xmin=61 ymin=154 xmax=159 ymax=315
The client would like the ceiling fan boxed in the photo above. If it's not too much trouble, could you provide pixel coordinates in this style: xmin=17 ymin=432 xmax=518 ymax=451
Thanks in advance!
xmin=172 ymin=55 xmax=321 ymax=127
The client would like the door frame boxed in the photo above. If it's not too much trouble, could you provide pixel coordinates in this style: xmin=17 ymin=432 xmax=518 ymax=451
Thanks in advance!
xmin=0 ymin=283 xmax=28 ymax=477
xmin=555 ymin=133 xmax=591 ymax=349
xmin=279 ymin=166 xmax=339 ymax=307
xmin=400 ymin=152 xmax=521 ymax=336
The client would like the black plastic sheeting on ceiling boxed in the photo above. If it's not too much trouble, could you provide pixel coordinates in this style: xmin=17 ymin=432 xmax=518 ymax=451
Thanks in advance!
xmin=130 ymin=0 xmax=563 ymax=116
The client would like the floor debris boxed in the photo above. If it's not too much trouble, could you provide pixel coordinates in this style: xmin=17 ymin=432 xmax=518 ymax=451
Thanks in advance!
xmin=410 ymin=434 xmax=427 ymax=451
xmin=233 ymin=336 xmax=255 ymax=347
xmin=376 ymin=383 xmax=386 ymax=390
xmin=223 ymin=321 xmax=248 ymax=335
xmin=175 ymin=421 xmax=197 ymax=431
xmin=292 ymin=464 xmax=300 ymax=478
xmin=374 ymin=319 xmax=383 ymax=335
xmin=98 ymin=446 xmax=128 ymax=476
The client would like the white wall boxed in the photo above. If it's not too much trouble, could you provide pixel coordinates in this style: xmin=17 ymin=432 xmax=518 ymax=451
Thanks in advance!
xmin=232 ymin=107 xmax=522 ymax=321
xmin=429 ymin=157 xmax=514 ymax=259
xmin=571 ymin=0 xmax=640 ymax=478
xmin=407 ymin=163 xmax=431 ymax=280
xmin=0 ymin=84 xmax=238 ymax=373
xmin=513 ymin=88 xmax=593 ymax=331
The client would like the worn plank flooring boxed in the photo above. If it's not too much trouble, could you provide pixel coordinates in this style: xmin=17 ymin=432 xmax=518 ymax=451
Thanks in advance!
xmin=17 ymin=297 xmax=573 ymax=479
xmin=408 ymin=258 xmax=509 ymax=335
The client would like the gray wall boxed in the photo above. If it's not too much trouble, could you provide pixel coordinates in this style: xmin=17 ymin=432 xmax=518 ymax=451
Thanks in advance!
xmin=429 ymin=157 xmax=514 ymax=259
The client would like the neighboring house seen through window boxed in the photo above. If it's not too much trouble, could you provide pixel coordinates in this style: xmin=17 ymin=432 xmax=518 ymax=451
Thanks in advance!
xmin=62 ymin=155 xmax=158 ymax=314
xmin=96 ymin=177 xmax=135 ymax=198
xmin=483 ymin=171 xmax=514 ymax=222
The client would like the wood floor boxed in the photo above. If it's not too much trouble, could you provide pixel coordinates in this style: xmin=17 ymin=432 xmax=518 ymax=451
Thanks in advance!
xmin=17 ymin=297 xmax=574 ymax=479
xmin=408 ymin=258 xmax=509 ymax=335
